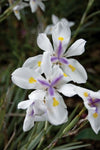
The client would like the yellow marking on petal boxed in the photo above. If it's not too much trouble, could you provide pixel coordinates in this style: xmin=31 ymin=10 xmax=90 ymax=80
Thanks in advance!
xmin=38 ymin=61 xmax=41 ymax=67
xmin=68 ymin=64 xmax=76 ymax=72
xmin=15 ymin=10 xmax=18 ymax=14
xmin=84 ymin=92 xmax=88 ymax=97
xmin=53 ymin=97 xmax=59 ymax=107
xmin=93 ymin=112 xmax=98 ymax=118
xmin=29 ymin=77 xmax=36 ymax=83
xmin=63 ymin=73 xmax=68 ymax=77
xmin=58 ymin=37 xmax=64 ymax=42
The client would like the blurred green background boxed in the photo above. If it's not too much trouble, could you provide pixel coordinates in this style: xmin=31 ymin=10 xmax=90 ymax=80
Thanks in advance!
xmin=0 ymin=0 xmax=100 ymax=149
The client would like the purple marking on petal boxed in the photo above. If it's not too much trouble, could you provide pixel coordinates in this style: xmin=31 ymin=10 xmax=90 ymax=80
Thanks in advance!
xmin=57 ymin=42 xmax=62 ymax=58
xmin=51 ymin=75 xmax=63 ymax=86
xmin=29 ymin=109 xmax=34 ymax=117
xmin=59 ymin=57 xmax=69 ymax=64
xmin=51 ymin=56 xmax=58 ymax=62
xmin=91 ymin=99 xmax=100 ymax=104
xmin=38 ymin=79 xmax=50 ymax=87
xmin=48 ymin=86 xmax=54 ymax=96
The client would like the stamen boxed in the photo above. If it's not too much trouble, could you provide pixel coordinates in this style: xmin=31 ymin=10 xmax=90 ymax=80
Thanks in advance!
xmin=38 ymin=61 xmax=41 ymax=67
xmin=29 ymin=77 xmax=36 ymax=83
xmin=53 ymin=97 xmax=59 ymax=107
xmin=48 ymin=87 xmax=54 ymax=96
xmin=58 ymin=37 xmax=64 ymax=42
xmin=84 ymin=92 xmax=88 ymax=97
xmin=63 ymin=73 xmax=68 ymax=77
xmin=69 ymin=64 xmax=76 ymax=72
xmin=93 ymin=112 xmax=98 ymax=118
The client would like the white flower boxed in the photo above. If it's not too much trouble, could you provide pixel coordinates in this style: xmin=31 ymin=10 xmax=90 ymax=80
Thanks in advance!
xmin=25 ymin=0 xmax=45 ymax=13
xmin=44 ymin=14 xmax=75 ymax=35
xmin=18 ymin=96 xmax=47 ymax=131
xmin=12 ymin=52 xmax=76 ymax=126
xmin=74 ymin=86 xmax=100 ymax=134
xmin=37 ymin=21 xmax=87 ymax=83
xmin=11 ymin=0 xmax=29 ymax=20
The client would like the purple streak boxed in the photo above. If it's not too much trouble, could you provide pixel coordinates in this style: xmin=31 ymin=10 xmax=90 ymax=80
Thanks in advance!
xmin=38 ymin=79 xmax=50 ymax=87
xmin=91 ymin=99 xmax=100 ymax=104
xmin=59 ymin=57 xmax=69 ymax=64
xmin=51 ymin=75 xmax=63 ymax=86
xmin=29 ymin=109 xmax=34 ymax=117
xmin=57 ymin=42 xmax=62 ymax=58
xmin=48 ymin=86 xmax=54 ymax=96
xmin=51 ymin=56 xmax=58 ymax=62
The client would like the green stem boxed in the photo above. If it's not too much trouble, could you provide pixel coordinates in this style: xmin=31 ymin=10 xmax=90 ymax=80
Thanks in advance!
xmin=36 ymin=121 xmax=48 ymax=150
xmin=43 ymin=107 xmax=86 ymax=150
xmin=70 ymin=0 xmax=94 ymax=44
xmin=0 ymin=0 xmax=20 ymax=23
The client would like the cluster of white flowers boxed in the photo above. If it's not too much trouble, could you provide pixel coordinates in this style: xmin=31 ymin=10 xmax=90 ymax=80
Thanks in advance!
xmin=11 ymin=15 xmax=100 ymax=134
xmin=9 ymin=0 xmax=46 ymax=20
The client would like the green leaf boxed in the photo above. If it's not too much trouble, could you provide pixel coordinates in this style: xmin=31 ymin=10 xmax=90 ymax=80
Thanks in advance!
xmin=76 ymin=128 xmax=100 ymax=140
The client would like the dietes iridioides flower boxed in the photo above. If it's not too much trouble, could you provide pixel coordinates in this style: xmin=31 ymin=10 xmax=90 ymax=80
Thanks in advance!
xmin=44 ymin=14 xmax=75 ymax=35
xmin=12 ymin=52 xmax=76 ymax=126
xmin=74 ymin=86 xmax=100 ymax=134
xmin=37 ymin=21 xmax=87 ymax=83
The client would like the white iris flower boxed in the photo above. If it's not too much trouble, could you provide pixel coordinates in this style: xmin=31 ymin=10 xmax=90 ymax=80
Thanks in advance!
xmin=12 ymin=52 xmax=76 ymax=129
xmin=74 ymin=86 xmax=100 ymax=134
xmin=44 ymin=14 xmax=75 ymax=35
xmin=25 ymin=0 xmax=45 ymax=13
xmin=37 ymin=21 xmax=87 ymax=83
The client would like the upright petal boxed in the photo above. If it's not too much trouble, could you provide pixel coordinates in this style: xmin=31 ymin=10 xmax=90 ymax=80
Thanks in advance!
xmin=52 ymin=14 xmax=59 ymax=25
xmin=44 ymin=25 xmax=54 ymax=35
xmin=13 ymin=9 xmax=21 ymax=20
xmin=23 ymin=55 xmax=43 ymax=74
xmin=52 ymin=21 xmax=71 ymax=53
xmin=41 ymin=52 xmax=52 ymax=79
xmin=18 ymin=100 xmax=34 ymax=109
xmin=62 ymin=59 xmax=87 ymax=83
xmin=29 ymin=90 xmax=46 ymax=100
xmin=30 ymin=0 xmax=37 ymax=13
xmin=37 ymin=33 xmax=53 ymax=53
xmin=65 ymin=39 xmax=86 ymax=57
xmin=37 ymin=1 xmax=45 ymax=11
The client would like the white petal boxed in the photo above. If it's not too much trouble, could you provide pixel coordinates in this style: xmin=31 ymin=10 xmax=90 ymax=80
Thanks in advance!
xmin=11 ymin=67 xmax=41 ymax=89
xmin=41 ymin=52 xmax=52 ymax=79
xmin=68 ymin=21 xmax=75 ymax=27
xmin=46 ymin=92 xmax=68 ymax=125
xmin=52 ymin=21 xmax=71 ymax=53
xmin=13 ymin=10 xmax=21 ymax=20
xmin=23 ymin=111 xmax=35 ymax=132
xmin=29 ymin=90 xmax=46 ymax=100
xmin=18 ymin=100 xmax=33 ymax=109
xmin=52 ymin=14 xmax=59 ymax=25
xmin=66 ymin=39 xmax=86 ymax=57
xmin=23 ymin=55 xmax=43 ymax=74
xmin=37 ymin=1 xmax=45 ymax=11
xmin=44 ymin=25 xmax=54 ymax=35
xmin=62 ymin=59 xmax=87 ymax=83
xmin=30 ymin=0 xmax=37 ymax=13
xmin=37 ymin=33 xmax=53 ymax=53
xmin=58 ymin=84 xmax=76 ymax=97
xmin=87 ymin=108 xmax=100 ymax=134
